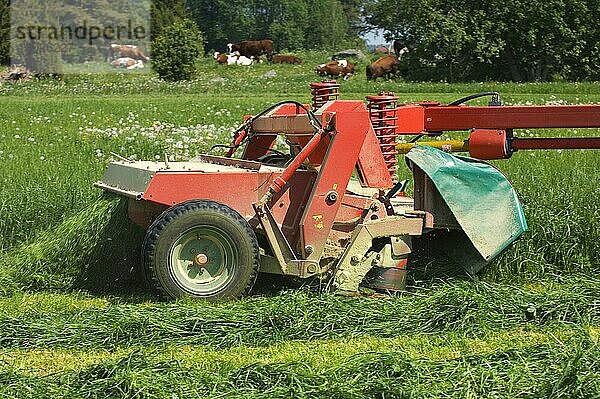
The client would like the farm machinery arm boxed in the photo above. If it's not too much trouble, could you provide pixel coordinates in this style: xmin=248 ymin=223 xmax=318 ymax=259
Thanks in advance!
xmin=394 ymin=101 xmax=600 ymax=159
xmin=95 ymin=83 xmax=600 ymax=299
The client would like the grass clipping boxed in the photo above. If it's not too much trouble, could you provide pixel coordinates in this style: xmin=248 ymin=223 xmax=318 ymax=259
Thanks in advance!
xmin=0 ymin=195 xmax=143 ymax=295
xmin=1 ymin=332 xmax=598 ymax=398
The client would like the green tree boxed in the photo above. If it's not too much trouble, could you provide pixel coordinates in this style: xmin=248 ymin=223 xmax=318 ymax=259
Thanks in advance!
xmin=304 ymin=0 xmax=349 ymax=50
xmin=366 ymin=0 xmax=600 ymax=81
xmin=339 ymin=0 xmax=366 ymax=38
xmin=267 ymin=0 xmax=308 ymax=50
xmin=493 ymin=0 xmax=598 ymax=81
xmin=152 ymin=18 xmax=203 ymax=81
xmin=187 ymin=0 xmax=261 ymax=52
xmin=151 ymin=0 xmax=187 ymax=40
xmin=186 ymin=0 xmax=356 ymax=53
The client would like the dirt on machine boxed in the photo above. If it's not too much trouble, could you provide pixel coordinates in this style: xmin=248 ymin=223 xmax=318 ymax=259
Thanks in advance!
xmin=96 ymin=81 xmax=600 ymax=300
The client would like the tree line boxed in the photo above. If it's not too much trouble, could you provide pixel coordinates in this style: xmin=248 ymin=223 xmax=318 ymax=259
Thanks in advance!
xmin=186 ymin=0 xmax=362 ymax=53
xmin=366 ymin=0 xmax=600 ymax=82
xmin=3 ymin=0 xmax=600 ymax=82
xmin=0 ymin=0 xmax=359 ymax=64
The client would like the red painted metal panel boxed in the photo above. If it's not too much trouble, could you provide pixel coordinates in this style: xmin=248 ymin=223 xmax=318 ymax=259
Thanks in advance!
xmin=287 ymin=134 xmax=331 ymax=166
xmin=396 ymin=105 xmax=426 ymax=134
xmin=299 ymin=101 xmax=374 ymax=260
xmin=242 ymin=134 xmax=277 ymax=160
xmin=143 ymin=172 xmax=263 ymax=219
xmin=356 ymin=127 xmax=394 ymax=189
xmin=424 ymin=105 xmax=600 ymax=131
xmin=272 ymin=103 xmax=309 ymax=115
xmin=269 ymin=172 xmax=317 ymax=251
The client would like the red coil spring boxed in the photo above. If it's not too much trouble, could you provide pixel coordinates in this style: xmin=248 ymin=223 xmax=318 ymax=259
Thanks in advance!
xmin=366 ymin=92 xmax=400 ymax=182
xmin=310 ymin=81 xmax=340 ymax=111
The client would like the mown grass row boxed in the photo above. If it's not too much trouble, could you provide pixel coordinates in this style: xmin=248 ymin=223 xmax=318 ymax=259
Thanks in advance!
xmin=3 ymin=326 xmax=588 ymax=376
xmin=0 ymin=195 xmax=143 ymax=295
xmin=1 ymin=330 xmax=598 ymax=398
xmin=0 ymin=276 xmax=598 ymax=350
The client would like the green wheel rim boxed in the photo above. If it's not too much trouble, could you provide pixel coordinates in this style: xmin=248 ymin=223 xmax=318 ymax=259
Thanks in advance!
xmin=168 ymin=225 xmax=238 ymax=295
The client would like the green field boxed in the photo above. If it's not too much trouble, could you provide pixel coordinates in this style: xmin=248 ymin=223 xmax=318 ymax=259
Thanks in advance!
xmin=0 ymin=55 xmax=599 ymax=397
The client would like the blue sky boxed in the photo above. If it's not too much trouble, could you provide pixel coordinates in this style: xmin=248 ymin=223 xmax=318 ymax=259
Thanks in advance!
xmin=362 ymin=29 xmax=388 ymax=46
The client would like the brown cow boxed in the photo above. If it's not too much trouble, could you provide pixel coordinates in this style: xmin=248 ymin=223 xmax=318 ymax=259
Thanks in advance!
xmin=272 ymin=54 xmax=303 ymax=64
xmin=228 ymin=40 xmax=274 ymax=61
xmin=110 ymin=44 xmax=149 ymax=63
xmin=366 ymin=55 xmax=399 ymax=80
xmin=315 ymin=60 xmax=355 ymax=80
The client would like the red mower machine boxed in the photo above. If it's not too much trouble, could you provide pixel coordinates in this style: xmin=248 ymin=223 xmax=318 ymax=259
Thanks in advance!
xmin=96 ymin=82 xmax=600 ymax=300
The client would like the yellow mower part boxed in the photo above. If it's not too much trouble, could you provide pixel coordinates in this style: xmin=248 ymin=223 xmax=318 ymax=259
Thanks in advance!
xmin=396 ymin=140 xmax=469 ymax=155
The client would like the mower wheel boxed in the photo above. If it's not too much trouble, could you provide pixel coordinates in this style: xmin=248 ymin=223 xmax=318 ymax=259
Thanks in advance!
xmin=142 ymin=200 xmax=259 ymax=300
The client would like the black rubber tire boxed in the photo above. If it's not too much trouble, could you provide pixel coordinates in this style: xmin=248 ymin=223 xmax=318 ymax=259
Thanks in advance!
xmin=142 ymin=200 xmax=259 ymax=300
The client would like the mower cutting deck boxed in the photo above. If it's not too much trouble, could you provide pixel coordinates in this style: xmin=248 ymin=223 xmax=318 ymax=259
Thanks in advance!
xmin=96 ymin=83 xmax=600 ymax=300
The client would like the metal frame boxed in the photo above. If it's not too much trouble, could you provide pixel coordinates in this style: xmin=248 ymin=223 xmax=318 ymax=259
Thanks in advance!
xmin=95 ymin=90 xmax=600 ymax=296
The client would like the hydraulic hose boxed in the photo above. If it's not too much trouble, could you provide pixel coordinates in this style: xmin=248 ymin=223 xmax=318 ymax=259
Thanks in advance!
xmin=448 ymin=92 xmax=501 ymax=106
xmin=212 ymin=100 xmax=323 ymax=156
xmin=410 ymin=92 xmax=502 ymax=143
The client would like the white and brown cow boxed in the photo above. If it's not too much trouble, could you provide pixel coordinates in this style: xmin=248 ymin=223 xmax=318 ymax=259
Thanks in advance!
xmin=227 ymin=40 xmax=274 ymax=61
xmin=213 ymin=52 xmax=256 ymax=66
xmin=111 ymin=57 xmax=145 ymax=69
xmin=315 ymin=59 xmax=355 ymax=80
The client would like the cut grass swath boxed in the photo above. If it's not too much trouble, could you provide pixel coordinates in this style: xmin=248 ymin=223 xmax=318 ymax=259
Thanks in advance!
xmin=1 ymin=326 xmax=586 ymax=376
xmin=0 ymin=277 xmax=598 ymax=350
xmin=0 ymin=331 xmax=598 ymax=398
xmin=0 ymin=195 xmax=144 ymax=295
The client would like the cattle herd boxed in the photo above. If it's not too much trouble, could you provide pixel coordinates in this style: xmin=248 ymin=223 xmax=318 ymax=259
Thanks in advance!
xmin=213 ymin=40 xmax=304 ymax=66
xmin=215 ymin=39 xmax=409 ymax=81
xmin=107 ymin=38 xmax=409 ymax=80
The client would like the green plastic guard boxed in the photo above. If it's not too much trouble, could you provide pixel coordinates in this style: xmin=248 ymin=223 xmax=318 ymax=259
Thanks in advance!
xmin=406 ymin=146 xmax=527 ymax=272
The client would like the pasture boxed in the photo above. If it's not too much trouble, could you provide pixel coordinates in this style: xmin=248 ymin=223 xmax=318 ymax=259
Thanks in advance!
xmin=0 ymin=53 xmax=599 ymax=397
